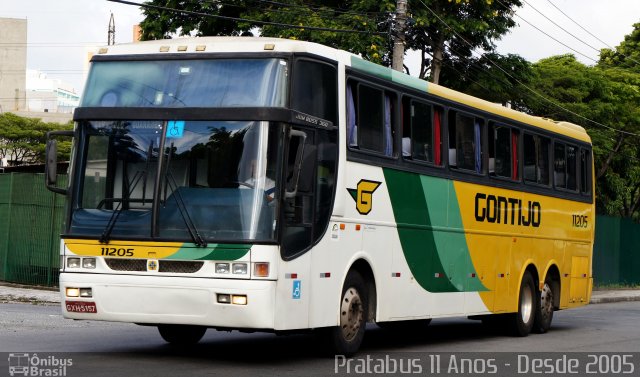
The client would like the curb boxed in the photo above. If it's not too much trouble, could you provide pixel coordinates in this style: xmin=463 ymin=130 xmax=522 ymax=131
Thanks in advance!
xmin=590 ymin=295 xmax=640 ymax=304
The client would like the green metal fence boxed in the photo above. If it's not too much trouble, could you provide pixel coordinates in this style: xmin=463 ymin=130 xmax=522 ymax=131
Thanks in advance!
xmin=0 ymin=173 xmax=638 ymax=287
xmin=593 ymin=215 xmax=640 ymax=286
xmin=0 ymin=173 xmax=66 ymax=286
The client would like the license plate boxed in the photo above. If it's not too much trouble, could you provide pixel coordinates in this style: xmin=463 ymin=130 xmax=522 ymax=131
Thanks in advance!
xmin=65 ymin=301 xmax=97 ymax=314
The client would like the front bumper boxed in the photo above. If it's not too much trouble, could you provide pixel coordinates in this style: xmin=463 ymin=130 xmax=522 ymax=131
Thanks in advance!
xmin=60 ymin=273 xmax=276 ymax=330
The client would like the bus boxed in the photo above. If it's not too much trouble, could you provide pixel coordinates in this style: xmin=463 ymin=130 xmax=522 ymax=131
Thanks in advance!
xmin=45 ymin=37 xmax=594 ymax=355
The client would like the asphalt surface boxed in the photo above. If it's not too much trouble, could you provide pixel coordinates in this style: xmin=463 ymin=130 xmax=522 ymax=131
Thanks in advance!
xmin=1 ymin=301 xmax=640 ymax=377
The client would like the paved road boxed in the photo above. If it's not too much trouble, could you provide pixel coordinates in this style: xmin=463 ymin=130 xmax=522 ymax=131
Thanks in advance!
xmin=1 ymin=302 xmax=639 ymax=377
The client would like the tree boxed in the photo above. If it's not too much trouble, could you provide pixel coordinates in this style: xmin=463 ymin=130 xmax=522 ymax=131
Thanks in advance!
xmin=526 ymin=54 xmax=640 ymax=220
xmin=599 ymin=23 xmax=640 ymax=73
xmin=0 ymin=113 xmax=73 ymax=166
xmin=139 ymin=0 xmax=392 ymax=64
xmin=439 ymin=52 xmax=533 ymax=107
xmin=405 ymin=0 xmax=522 ymax=83
xmin=138 ymin=0 xmax=522 ymax=78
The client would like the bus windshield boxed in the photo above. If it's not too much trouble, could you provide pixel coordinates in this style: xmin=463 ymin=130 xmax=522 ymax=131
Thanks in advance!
xmin=81 ymin=58 xmax=288 ymax=108
xmin=72 ymin=120 xmax=281 ymax=243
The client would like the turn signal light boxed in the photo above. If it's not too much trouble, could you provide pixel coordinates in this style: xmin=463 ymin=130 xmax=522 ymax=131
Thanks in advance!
xmin=254 ymin=263 xmax=269 ymax=277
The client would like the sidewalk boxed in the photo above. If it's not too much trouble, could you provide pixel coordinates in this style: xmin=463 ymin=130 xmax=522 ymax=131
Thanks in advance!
xmin=0 ymin=282 xmax=60 ymax=305
xmin=1 ymin=281 xmax=639 ymax=306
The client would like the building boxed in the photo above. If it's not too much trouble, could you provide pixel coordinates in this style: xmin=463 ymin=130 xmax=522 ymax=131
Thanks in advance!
xmin=0 ymin=18 xmax=27 ymax=113
xmin=26 ymin=69 xmax=80 ymax=114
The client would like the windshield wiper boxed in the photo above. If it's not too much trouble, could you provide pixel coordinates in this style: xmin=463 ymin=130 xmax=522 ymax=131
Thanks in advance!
xmin=162 ymin=143 xmax=207 ymax=247
xmin=100 ymin=143 xmax=154 ymax=244
xmin=99 ymin=170 xmax=144 ymax=244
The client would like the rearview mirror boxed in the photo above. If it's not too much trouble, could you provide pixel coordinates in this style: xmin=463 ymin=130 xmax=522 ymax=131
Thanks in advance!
xmin=45 ymin=130 xmax=74 ymax=195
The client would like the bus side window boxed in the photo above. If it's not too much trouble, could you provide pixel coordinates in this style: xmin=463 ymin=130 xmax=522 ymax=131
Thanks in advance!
xmin=449 ymin=111 xmax=483 ymax=173
xmin=405 ymin=99 xmax=441 ymax=164
xmin=292 ymin=60 xmax=337 ymax=124
xmin=489 ymin=122 xmax=519 ymax=180
xmin=348 ymin=81 xmax=394 ymax=157
xmin=524 ymin=133 xmax=550 ymax=186
xmin=580 ymin=148 xmax=592 ymax=195
xmin=566 ymin=145 xmax=577 ymax=191
xmin=554 ymin=142 xmax=566 ymax=188
xmin=554 ymin=142 xmax=578 ymax=191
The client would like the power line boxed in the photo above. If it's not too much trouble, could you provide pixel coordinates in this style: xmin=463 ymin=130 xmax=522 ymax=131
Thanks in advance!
xmin=544 ymin=0 xmax=640 ymax=66
xmin=107 ymin=0 xmax=387 ymax=35
xmin=417 ymin=0 xmax=640 ymax=137
xmin=494 ymin=0 xmax=598 ymax=63
xmin=521 ymin=0 xmax=601 ymax=54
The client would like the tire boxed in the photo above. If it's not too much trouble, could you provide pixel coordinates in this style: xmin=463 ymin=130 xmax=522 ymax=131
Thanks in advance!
xmin=533 ymin=276 xmax=555 ymax=334
xmin=158 ymin=324 xmax=207 ymax=345
xmin=508 ymin=271 xmax=537 ymax=337
xmin=323 ymin=270 xmax=368 ymax=356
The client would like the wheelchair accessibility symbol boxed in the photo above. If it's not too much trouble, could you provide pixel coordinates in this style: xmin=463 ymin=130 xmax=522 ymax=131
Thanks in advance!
xmin=166 ymin=120 xmax=185 ymax=138
xmin=292 ymin=280 xmax=301 ymax=299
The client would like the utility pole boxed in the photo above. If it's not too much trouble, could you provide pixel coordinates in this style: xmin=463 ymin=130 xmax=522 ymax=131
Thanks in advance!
xmin=108 ymin=13 xmax=115 ymax=46
xmin=392 ymin=0 xmax=408 ymax=72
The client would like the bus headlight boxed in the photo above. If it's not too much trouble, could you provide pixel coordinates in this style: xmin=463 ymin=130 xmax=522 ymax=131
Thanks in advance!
xmin=67 ymin=258 xmax=81 ymax=268
xmin=215 ymin=263 xmax=230 ymax=274
xmin=66 ymin=287 xmax=80 ymax=297
xmin=82 ymin=258 xmax=96 ymax=269
xmin=232 ymin=263 xmax=247 ymax=275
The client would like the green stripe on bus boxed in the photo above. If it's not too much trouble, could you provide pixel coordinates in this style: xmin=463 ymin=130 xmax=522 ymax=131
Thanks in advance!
xmin=383 ymin=168 xmax=457 ymax=292
xmin=350 ymin=57 xmax=428 ymax=92
xmin=384 ymin=169 xmax=488 ymax=293
xmin=421 ymin=176 xmax=487 ymax=292
xmin=167 ymin=244 xmax=250 ymax=261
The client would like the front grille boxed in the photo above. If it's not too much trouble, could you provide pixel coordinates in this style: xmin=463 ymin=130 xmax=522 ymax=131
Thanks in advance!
xmin=104 ymin=258 xmax=204 ymax=273
xmin=159 ymin=260 xmax=204 ymax=273
xmin=105 ymin=258 xmax=147 ymax=272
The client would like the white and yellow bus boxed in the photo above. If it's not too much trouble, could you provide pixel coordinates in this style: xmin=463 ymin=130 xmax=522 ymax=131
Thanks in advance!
xmin=46 ymin=37 xmax=594 ymax=355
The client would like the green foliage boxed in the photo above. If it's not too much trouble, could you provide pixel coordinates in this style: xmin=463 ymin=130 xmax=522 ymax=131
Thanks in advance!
xmin=140 ymin=0 xmax=392 ymax=64
xmin=526 ymin=54 xmax=640 ymax=220
xmin=406 ymin=0 xmax=522 ymax=82
xmin=139 ymin=0 xmax=521 ymax=77
xmin=0 ymin=113 xmax=73 ymax=166
xmin=599 ymin=23 xmax=640 ymax=73
xmin=439 ymin=52 xmax=533 ymax=107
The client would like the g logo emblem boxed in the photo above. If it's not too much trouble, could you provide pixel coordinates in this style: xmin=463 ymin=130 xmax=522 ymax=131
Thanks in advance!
xmin=347 ymin=180 xmax=382 ymax=215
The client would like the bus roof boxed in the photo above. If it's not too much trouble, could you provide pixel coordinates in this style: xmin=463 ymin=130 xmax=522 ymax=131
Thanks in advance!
xmin=95 ymin=37 xmax=590 ymax=144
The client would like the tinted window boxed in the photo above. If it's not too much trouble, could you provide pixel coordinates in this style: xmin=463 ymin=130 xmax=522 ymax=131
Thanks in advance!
xmin=357 ymin=85 xmax=384 ymax=153
xmin=490 ymin=123 xmax=519 ymax=180
xmin=411 ymin=101 xmax=433 ymax=162
xmin=292 ymin=60 xmax=337 ymax=124
xmin=449 ymin=111 xmax=483 ymax=173
xmin=581 ymin=148 xmax=592 ymax=194
xmin=524 ymin=133 xmax=550 ymax=186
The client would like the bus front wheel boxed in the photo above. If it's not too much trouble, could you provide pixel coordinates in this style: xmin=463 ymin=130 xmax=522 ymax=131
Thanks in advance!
xmin=158 ymin=324 xmax=207 ymax=345
xmin=509 ymin=271 xmax=536 ymax=337
xmin=323 ymin=270 xmax=368 ymax=356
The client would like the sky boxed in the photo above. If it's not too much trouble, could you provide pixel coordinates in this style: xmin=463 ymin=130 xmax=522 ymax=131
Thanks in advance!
xmin=1 ymin=0 xmax=639 ymax=95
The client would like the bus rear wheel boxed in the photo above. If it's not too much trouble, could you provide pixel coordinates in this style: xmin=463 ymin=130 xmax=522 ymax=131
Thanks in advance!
xmin=158 ymin=324 xmax=207 ymax=345
xmin=533 ymin=277 xmax=555 ymax=333
xmin=323 ymin=270 xmax=368 ymax=356
xmin=509 ymin=271 xmax=536 ymax=337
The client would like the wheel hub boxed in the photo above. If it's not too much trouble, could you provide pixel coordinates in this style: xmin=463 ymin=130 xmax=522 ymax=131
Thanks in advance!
xmin=540 ymin=282 xmax=554 ymax=321
xmin=340 ymin=287 xmax=363 ymax=341
xmin=521 ymin=285 xmax=533 ymax=324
